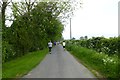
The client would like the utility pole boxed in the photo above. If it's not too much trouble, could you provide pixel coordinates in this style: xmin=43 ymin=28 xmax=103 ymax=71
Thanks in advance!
xmin=70 ymin=18 xmax=72 ymax=39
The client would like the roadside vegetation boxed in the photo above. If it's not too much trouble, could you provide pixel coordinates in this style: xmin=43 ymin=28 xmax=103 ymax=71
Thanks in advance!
xmin=66 ymin=37 xmax=119 ymax=79
xmin=2 ymin=49 xmax=48 ymax=78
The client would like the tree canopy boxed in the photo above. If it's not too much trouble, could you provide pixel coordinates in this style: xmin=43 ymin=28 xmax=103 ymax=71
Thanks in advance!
xmin=1 ymin=0 xmax=82 ymax=62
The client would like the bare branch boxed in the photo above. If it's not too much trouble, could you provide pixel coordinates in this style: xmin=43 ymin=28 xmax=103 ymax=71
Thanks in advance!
xmin=25 ymin=0 xmax=29 ymax=6
xmin=12 ymin=2 xmax=23 ymax=16
xmin=6 ymin=18 xmax=14 ymax=21
xmin=0 ymin=2 xmax=2 ymax=8
xmin=29 ymin=0 xmax=37 ymax=10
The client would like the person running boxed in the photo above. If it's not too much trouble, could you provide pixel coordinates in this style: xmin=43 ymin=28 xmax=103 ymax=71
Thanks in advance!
xmin=54 ymin=41 xmax=56 ymax=46
xmin=62 ymin=41 xmax=66 ymax=50
xmin=48 ymin=41 xmax=52 ymax=54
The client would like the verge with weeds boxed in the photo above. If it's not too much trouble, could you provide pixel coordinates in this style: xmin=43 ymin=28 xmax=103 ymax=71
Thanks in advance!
xmin=2 ymin=49 xmax=48 ymax=78
xmin=66 ymin=43 xmax=119 ymax=79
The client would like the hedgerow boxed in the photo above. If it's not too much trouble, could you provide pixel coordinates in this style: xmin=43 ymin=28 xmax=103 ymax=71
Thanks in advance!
xmin=66 ymin=41 xmax=119 ymax=79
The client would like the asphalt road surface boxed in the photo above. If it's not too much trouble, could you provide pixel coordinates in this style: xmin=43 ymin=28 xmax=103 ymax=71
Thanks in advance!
xmin=23 ymin=45 xmax=96 ymax=78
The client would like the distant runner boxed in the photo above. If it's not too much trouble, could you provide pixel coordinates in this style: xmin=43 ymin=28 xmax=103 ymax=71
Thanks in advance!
xmin=62 ymin=41 xmax=66 ymax=50
xmin=54 ymin=41 xmax=56 ymax=46
xmin=48 ymin=41 xmax=52 ymax=54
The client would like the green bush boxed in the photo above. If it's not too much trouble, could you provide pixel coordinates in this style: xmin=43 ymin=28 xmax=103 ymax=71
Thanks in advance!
xmin=76 ymin=37 xmax=118 ymax=55
xmin=2 ymin=41 xmax=16 ymax=63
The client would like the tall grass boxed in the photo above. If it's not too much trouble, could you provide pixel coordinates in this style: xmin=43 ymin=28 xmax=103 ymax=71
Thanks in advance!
xmin=66 ymin=44 xmax=119 ymax=79
xmin=2 ymin=49 xmax=48 ymax=78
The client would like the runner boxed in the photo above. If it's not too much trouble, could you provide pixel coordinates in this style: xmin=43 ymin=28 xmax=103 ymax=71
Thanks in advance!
xmin=62 ymin=41 xmax=66 ymax=51
xmin=48 ymin=41 xmax=52 ymax=54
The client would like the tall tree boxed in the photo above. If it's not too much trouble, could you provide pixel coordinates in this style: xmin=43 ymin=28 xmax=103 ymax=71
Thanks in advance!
xmin=1 ymin=0 xmax=10 ymax=28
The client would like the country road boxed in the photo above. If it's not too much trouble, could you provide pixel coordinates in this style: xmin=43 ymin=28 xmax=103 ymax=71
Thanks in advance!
xmin=23 ymin=44 xmax=96 ymax=78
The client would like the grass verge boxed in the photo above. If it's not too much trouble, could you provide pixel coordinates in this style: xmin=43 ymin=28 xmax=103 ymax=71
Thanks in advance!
xmin=66 ymin=44 xmax=119 ymax=79
xmin=2 ymin=48 xmax=48 ymax=78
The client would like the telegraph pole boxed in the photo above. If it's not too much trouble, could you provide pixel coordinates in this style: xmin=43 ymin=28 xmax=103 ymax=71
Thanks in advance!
xmin=70 ymin=18 xmax=72 ymax=39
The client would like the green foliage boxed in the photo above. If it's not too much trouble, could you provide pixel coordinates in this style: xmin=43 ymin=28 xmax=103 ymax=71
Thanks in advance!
xmin=2 ymin=41 xmax=16 ymax=63
xmin=76 ymin=37 xmax=119 ymax=55
xmin=66 ymin=43 xmax=119 ymax=79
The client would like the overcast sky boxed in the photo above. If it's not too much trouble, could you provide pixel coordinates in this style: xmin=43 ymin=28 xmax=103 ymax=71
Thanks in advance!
xmin=62 ymin=0 xmax=119 ymax=39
